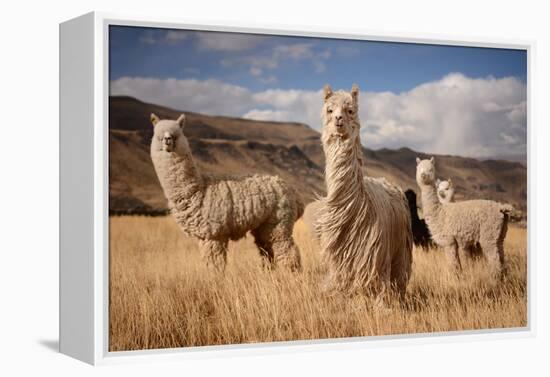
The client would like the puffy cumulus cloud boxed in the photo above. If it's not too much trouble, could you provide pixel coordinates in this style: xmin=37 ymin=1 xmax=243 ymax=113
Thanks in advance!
xmin=356 ymin=73 xmax=527 ymax=159
xmin=110 ymin=77 xmax=254 ymax=117
xmin=252 ymin=88 xmax=323 ymax=126
xmin=110 ymin=73 xmax=526 ymax=160
xmin=243 ymin=109 xmax=291 ymax=122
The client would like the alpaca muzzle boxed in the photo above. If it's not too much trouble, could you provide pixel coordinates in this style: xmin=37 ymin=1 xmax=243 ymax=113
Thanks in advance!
xmin=162 ymin=138 xmax=174 ymax=152
xmin=162 ymin=132 xmax=174 ymax=151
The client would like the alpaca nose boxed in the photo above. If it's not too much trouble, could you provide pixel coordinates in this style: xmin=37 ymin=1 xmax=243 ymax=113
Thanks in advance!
xmin=421 ymin=173 xmax=427 ymax=180
xmin=335 ymin=114 xmax=343 ymax=127
xmin=163 ymin=133 xmax=173 ymax=144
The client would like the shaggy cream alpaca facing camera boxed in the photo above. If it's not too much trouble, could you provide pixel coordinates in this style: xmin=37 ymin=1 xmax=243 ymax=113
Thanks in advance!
xmin=316 ymin=85 xmax=413 ymax=299
xmin=149 ymin=113 xmax=303 ymax=271
xmin=321 ymin=84 xmax=360 ymax=142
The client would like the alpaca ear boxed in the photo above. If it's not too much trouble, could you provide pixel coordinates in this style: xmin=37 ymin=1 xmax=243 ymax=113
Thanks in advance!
xmin=150 ymin=113 xmax=160 ymax=126
xmin=351 ymin=84 xmax=359 ymax=103
xmin=430 ymin=156 xmax=435 ymax=165
xmin=176 ymin=114 xmax=186 ymax=129
xmin=416 ymin=157 xmax=421 ymax=165
xmin=323 ymin=84 xmax=333 ymax=101
xmin=448 ymin=178 xmax=453 ymax=187
xmin=436 ymin=178 xmax=441 ymax=186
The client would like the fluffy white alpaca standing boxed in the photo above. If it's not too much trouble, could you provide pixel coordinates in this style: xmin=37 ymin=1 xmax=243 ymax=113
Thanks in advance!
xmin=436 ymin=178 xmax=455 ymax=203
xmin=316 ymin=85 xmax=413 ymax=298
xmin=416 ymin=157 xmax=514 ymax=279
xmin=149 ymin=113 xmax=303 ymax=271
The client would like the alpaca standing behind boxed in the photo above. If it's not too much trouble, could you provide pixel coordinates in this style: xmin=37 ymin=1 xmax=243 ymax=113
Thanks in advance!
xmin=150 ymin=113 xmax=303 ymax=271
xmin=436 ymin=178 xmax=483 ymax=257
xmin=316 ymin=85 xmax=413 ymax=298
xmin=404 ymin=189 xmax=435 ymax=251
xmin=416 ymin=157 xmax=515 ymax=279
xmin=436 ymin=178 xmax=455 ymax=203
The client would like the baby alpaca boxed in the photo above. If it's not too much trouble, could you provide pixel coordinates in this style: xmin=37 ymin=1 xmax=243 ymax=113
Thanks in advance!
xmin=150 ymin=113 xmax=303 ymax=271
xmin=416 ymin=157 xmax=513 ymax=279
xmin=436 ymin=178 xmax=455 ymax=203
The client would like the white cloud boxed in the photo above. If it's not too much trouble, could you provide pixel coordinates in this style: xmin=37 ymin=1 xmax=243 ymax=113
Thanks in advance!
xmin=273 ymin=43 xmax=315 ymax=59
xmin=110 ymin=73 xmax=527 ymax=160
xmin=356 ymin=73 xmax=527 ymax=159
xmin=139 ymin=30 xmax=188 ymax=45
xmin=110 ymin=77 xmax=253 ymax=117
xmin=249 ymin=67 xmax=263 ymax=77
xmin=195 ymin=32 xmax=264 ymax=51
xmin=222 ymin=42 xmax=332 ymax=83
xmin=243 ymin=109 xmax=291 ymax=122
xmin=165 ymin=31 xmax=188 ymax=43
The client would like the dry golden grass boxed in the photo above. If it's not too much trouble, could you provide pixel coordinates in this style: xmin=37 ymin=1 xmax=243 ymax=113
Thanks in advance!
xmin=109 ymin=216 xmax=527 ymax=351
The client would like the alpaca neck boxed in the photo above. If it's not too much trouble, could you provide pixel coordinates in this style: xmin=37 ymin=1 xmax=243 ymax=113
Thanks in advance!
xmin=420 ymin=183 xmax=441 ymax=220
xmin=323 ymin=136 xmax=365 ymax=207
xmin=152 ymin=144 xmax=204 ymax=206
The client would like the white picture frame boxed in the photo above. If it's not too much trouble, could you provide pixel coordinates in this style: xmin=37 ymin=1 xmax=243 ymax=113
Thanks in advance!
xmin=59 ymin=11 xmax=535 ymax=365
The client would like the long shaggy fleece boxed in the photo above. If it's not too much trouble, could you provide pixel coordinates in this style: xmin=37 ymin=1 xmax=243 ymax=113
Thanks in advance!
xmin=303 ymin=200 xmax=322 ymax=241
xmin=317 ymin=85 xmax=413 ymax=298
xmin=416 ymin=157 xmax=512 ymax=279
xmin=150 ymin=113 xmax=303 ymax=271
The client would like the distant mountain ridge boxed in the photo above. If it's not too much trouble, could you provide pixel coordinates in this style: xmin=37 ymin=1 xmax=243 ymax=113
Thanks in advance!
xmin=108 ymin=96 xmax=527 ymax=215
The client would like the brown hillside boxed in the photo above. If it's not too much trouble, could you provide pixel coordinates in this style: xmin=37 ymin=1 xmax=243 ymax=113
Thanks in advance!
xmin=109 ymin=96 xmax=527 ymax=215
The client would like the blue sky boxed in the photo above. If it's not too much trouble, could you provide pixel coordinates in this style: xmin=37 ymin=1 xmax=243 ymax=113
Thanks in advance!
xmin=109 ymin=25 xmax=527 ymax=161
xmin=110 ymin=26 xmax=526 ymax=93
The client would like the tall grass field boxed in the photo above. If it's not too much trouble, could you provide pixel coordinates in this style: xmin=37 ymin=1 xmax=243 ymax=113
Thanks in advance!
xmin=109 ymin=216 xmax=527 ymax=351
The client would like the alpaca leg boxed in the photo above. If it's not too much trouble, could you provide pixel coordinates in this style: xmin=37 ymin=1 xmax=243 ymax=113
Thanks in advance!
xmin=252 ymin=229 xmax=274 ymax=270
xmin=463 ymin=243 xmax=483 ymax=260
xmin=198 ymin=239 xmax=228 ymax=271
xmin=254 ymin=221 xmax=302 ymax=271
xmin=483 ymin=220 xmax=508 ymax=280
xmin=497 ymin=242 xmax=507 ymax=279
xmin=444 ymin=242 xmax=462 ymax=274
xmin=272 ymin=238 xmax=302 ymax=271
xmin=482 ymin=241 xmax=507 ymax=280
xmin=390 ymin=251 xmax=412 ymax=300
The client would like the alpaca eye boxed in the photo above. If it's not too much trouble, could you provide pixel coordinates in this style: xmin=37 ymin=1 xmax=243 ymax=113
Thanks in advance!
xmin=327 ymin=108 xmax=333 ymax=114
xmin=348 ymin=109 xmax=353 ymax=115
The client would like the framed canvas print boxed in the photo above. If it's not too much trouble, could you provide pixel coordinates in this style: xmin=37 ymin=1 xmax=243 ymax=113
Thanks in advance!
xmin=59 ymin=12 xmax=533 ymax=365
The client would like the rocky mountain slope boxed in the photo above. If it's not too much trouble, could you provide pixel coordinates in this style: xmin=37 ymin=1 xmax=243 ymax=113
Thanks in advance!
xmin=109 ymin=96 xmax=527 ymax=216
